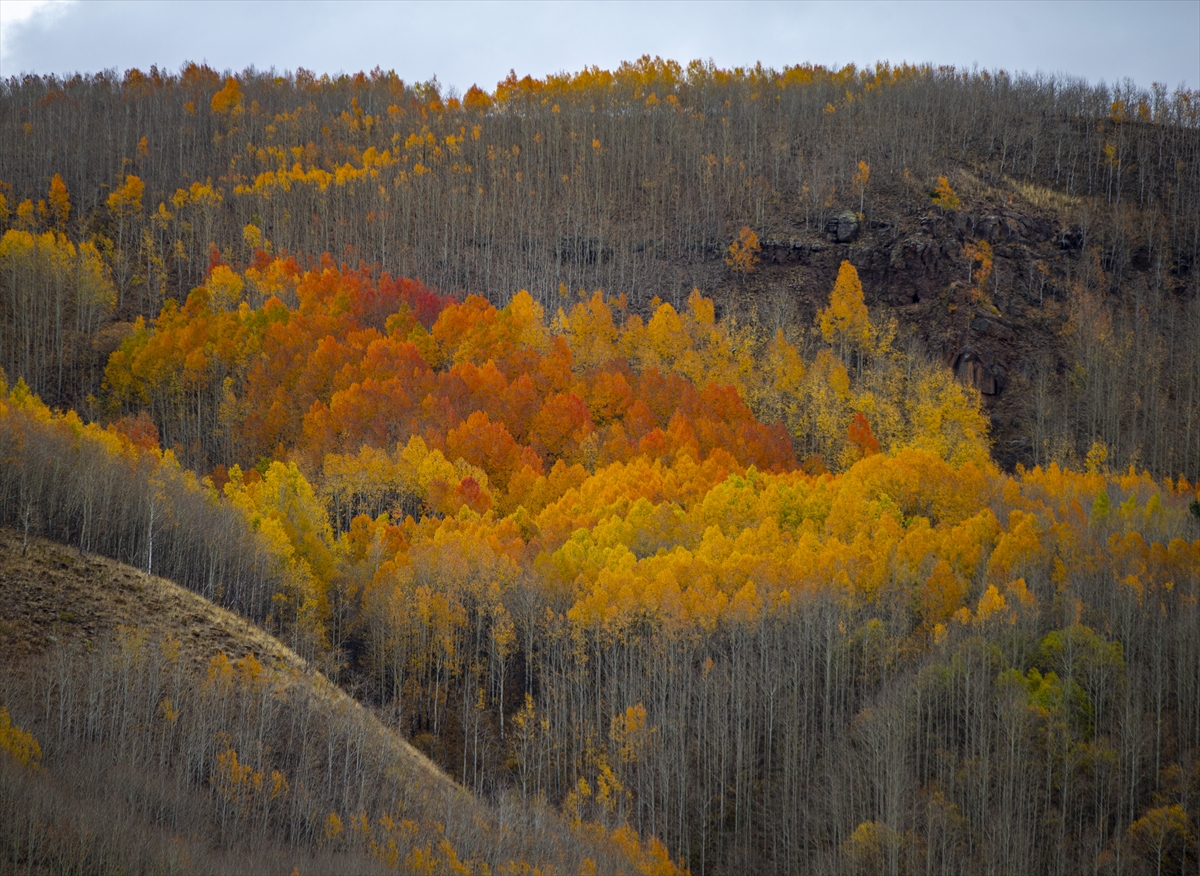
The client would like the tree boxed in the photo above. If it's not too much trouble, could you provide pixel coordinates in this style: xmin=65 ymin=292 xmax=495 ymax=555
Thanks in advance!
xmin=845 ymin=411 xmax=880 ymax=462
xmin=0 ymin=706 xmax=41 ymax=768
xmin=724 ymin=225 xmax=760 ymax=281
xmin=530 ymin=391 xmax=593 ymax=460
xmin=47 ymin=173 xmax=70 ymax=231
xmin=853 ymin=160 xmax=870 ymax=212
xmin=899 ymin=363 xmax=992 ymax=468
xmin=210 ymin=76 xmax=244 ymax=115
xmin=962 ymin=240 xmax=993 ymax=302
xmin=106 ymin=174 xmax=145 ymax=311
xmin=817 ymin=260 xmax=871 ymax=367
xmin=932 ymin=175 xmax=960 ymax=210
xmin=446 ymin=410 xmax=523 ymax=488
xmin=843 ymin=820 xmax=903 ymax=875
xmin=1126 ymin=804 xmax=1190 ymax=876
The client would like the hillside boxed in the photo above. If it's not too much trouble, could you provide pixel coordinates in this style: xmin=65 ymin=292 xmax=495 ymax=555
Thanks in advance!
xmin=0 ymin=523 xmax=308 ymax=669
xmin=0 ymin=527 xmax=677 ymax=875
xmin=724 ymin=166 xmax=1195 ymax=472
xmin=3 ymin=329 xmax=1199 ymax=874
xmin=1 ymin=59 xmax=1197 ymax=478
xmin=1 ymin=57 xmax=1199 ymax=875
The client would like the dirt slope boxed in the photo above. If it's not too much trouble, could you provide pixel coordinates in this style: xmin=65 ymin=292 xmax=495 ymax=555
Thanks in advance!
xmin=1 ymin=528 xmax=295 ymax=667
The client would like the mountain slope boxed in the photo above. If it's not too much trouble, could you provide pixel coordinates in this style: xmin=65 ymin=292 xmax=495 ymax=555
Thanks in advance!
xmin=2 ymin=62 xmax=1196 ymax=478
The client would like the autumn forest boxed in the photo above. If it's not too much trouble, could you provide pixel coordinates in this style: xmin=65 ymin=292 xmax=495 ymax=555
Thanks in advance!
xmin=1 ymin=58 xmax=1199 ymax=874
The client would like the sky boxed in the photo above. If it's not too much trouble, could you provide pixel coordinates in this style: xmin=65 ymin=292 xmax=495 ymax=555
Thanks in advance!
xmin=1 ymin=0 xmax=1197 ymax=94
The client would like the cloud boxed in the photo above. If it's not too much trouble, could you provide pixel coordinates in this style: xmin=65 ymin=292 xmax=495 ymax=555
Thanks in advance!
xmin=0 ymin=0 xmax=72 ymax=68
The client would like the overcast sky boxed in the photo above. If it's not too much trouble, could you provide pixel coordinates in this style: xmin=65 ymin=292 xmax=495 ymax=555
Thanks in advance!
xmin=1 ymin=0 xmax=1197 ymax=94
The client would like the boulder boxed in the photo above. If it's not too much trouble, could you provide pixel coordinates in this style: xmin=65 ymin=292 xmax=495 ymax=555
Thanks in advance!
xmin=825 ymin=210 xmax=860 ymax=243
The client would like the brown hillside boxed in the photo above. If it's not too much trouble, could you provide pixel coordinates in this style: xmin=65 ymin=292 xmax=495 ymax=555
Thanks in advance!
xmin=1 ymin=527 xmax=306 ymax=671
xmin=0 ymin=524 xmax=461 ymax=797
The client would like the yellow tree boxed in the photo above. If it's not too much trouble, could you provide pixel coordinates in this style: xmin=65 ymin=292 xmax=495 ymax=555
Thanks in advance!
xmin=799 ymin=348 xmax=854 ymax=467
xmin=224 ymin=461 xmax=335 ymax=655
xmin=0 ymin=706 xmax=41 ymax=768
xmin=761 ymin=329 xmax=806 ymax=425
xmin=106 ymin=174 xmax=144 ymax=310
xmin=932 ymin=175 xmax=960 ymax=210
xmin=643 ymin=301 xmax=691 ymax=372
xmin=843 ymin=820 xmax=903 ymax=874
xmin=901 ymin=366 xmax=992 ymax=468
xmin=15 ymin=199 xmax=35 ymax=230
xmin=210 ymin=76 xmax=244 ymax=116
xmin=48 ymin=173 xmax=70 ymax=231
xmin=817 ymin=260 xmax=871 ymax=370
xmin=206 ymin=264 xmax=245 ymax=311
xmin=1126 ymin=804 xmax=1190 ymax=876
xmin=962 ymin=240 xmax=993 ymax=303
xmin=725 ymin=225 xmax=760 ymax=283
xmin=560 ymin=291 xmax=618 ymax=371
xmin=107 ymin=174 xmax=144 ymax=217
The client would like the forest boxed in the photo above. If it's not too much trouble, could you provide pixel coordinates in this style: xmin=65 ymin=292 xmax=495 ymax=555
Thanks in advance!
xmin=1 ymin=57 xmax=1199 ymax=874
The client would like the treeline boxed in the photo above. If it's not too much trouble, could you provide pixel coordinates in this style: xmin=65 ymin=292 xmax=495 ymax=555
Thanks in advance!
xmin=2 ymin=59 xmax=1196 ymax=311
xmin=97 ymin=254 xmax=985 ymax=484
xmin=1 ymin=59 xmax=1199 ymax=480
xmin=0 ymin=380 xmax=290 ymax=630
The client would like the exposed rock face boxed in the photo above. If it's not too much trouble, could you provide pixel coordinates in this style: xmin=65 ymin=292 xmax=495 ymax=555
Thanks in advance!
xmin=825 ymin=211 xmax=860 ymax=243
xmin=738 ymin=198 xmax=1145 ymax=471
xmin=955 ymin=350 xmax=1007 ymax=396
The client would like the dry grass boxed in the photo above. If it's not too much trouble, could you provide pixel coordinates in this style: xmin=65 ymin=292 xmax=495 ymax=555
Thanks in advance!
xmin=1007 ymin=177 xmax=1086 ymax=214
xmin=946 ymin=166 xmax=1088 ymax=218
xmin=0 ymin=527 xmax=299 ymax=669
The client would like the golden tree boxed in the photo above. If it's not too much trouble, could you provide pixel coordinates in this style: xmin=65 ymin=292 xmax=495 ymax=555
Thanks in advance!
xmin=0 ymin=707 xmax=41 ymax=768
xmin=817 ymin=260 xmax=871 ymax=366
xmin=932 ymin=175 xmax=960 ymax=210
xmin=962 ymin=240 xmax=993 ymax=302
xmin=210 ymin=76 xmax=244 ymax=115
xmin=48 ymin=173 xmax=70 ymax=231
xmin=725 ymin=225 xmax=760 ymax=281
